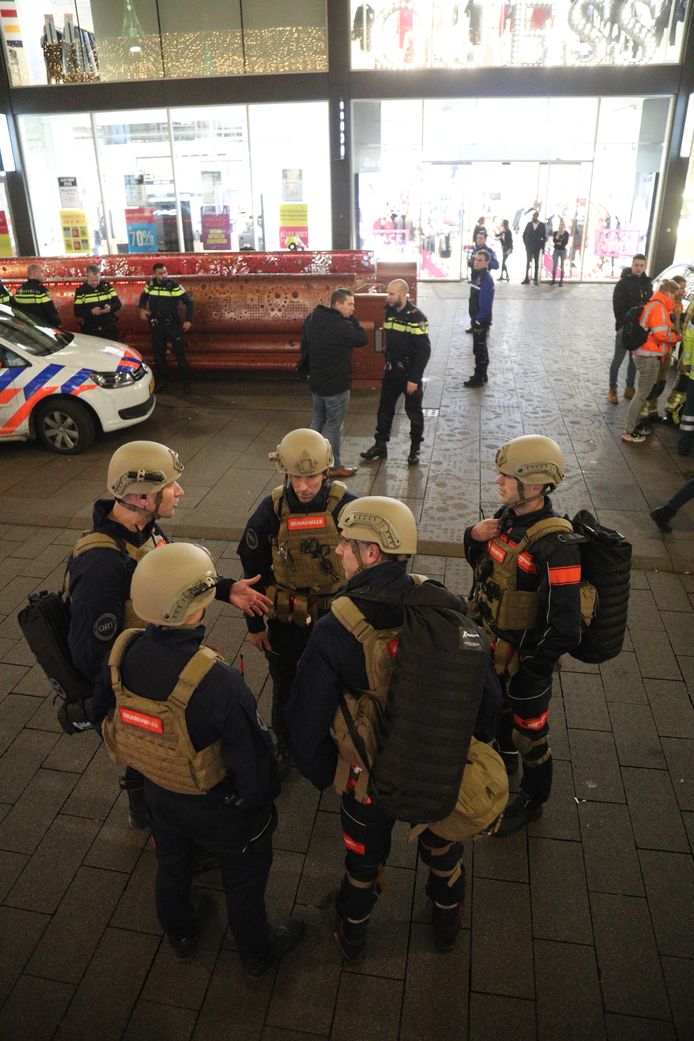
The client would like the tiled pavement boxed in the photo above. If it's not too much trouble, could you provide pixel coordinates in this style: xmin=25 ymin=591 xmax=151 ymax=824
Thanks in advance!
xmin=0 ymin=282 xmax=693 ymax=1040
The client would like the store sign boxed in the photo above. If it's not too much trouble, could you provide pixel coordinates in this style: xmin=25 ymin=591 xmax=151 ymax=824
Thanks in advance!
xmin=279 ymin=203 xmax=309 ymax=250
xmin=201 ymin=211 xmax=231 ymax=251
xmin=60 ymin=209 xmax=90 ymax=253
xmin=0 ymin=210 xmax=13 ymax=256
xmin=58 ymin=176 xmax=80 ymax=208
xmin=125 ymin=207 xmax=157 ymax=253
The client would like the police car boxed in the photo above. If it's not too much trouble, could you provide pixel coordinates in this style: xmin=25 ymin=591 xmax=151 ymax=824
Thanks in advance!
xmin=0 ymin=305 xmax=155 ymax=454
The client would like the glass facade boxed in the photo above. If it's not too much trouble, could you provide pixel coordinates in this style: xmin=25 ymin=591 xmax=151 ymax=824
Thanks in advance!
xmin=353 ymin=96 xmax=670 ymax=280
xmin=1 ymin=0 xmax=327 ymax=86
xmin=18 ymin=103 xmax=331 ymax=255
xmin=350 ymin=0 xmax=690 ymax=70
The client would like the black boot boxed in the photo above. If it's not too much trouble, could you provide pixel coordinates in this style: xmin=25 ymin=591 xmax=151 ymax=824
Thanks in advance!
xmin=242 ymin=917 xmax=306 ymax=977
xmin=360 ymin=441 xmax=388 ymax=460
xmin=650 ymin=505 xmax=676 ymax=534
xmin=495 ymin=792 xmax=543 ymax=837
xmin=407 ymin=443 xmax=421 ymax=466
xmin=432 ymin=902 xmax=464 ymax=952
xmin=463 ymin=375 xmax=485 ymax=388
xmin=335 ymin=913 xmax=369 ymax=964
xmin=120 ymin=776 xmax=149 ymax=830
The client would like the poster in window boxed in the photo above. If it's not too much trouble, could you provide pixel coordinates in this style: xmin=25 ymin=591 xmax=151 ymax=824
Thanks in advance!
xmin=59 ymin=209 xmax=90 ymax=253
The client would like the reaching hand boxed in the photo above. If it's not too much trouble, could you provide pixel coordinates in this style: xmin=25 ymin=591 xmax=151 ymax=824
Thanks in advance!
xmin=229 ymin=575 xmax=273 ymax=616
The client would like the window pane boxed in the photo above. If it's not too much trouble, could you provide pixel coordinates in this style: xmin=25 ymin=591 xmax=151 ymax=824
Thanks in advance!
xmin=159 ymin=2 xmax=243 ymax=79
xmin=93 ymin=110 xmax=178 ymax=253
xmin=18 ymin=112 xmax=103 ymax=255
xmin=242 ymin=0 xmax=327 ymax=74
xmin=349 ymin=0 xmax=691 ymax=70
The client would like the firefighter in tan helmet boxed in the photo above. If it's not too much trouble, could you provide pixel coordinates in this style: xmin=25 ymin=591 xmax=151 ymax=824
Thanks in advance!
xmin=91 ymin=541 xmax=305 ymax=975
xmin=465 ymin=435 xmax=582 ymax=834
xmin=67 ymin=440 xmax=271 ymax=828
xmin=237 ymin=428 xmax=358 ymax=777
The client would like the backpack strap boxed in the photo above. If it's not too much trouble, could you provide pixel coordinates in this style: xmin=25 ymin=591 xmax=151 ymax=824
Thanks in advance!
xmin=326 ymin=480 xmax=347 ymax=515
xmin=167 ymin=646 xmax=222 ymax=713
xmin=271 ymin=485 xmax=286 ymax=520
xmin=108 ymin=628 xmax=145 ymax=695
xmin=72 ymin=532 xmax=125 ymax=557
xmin=515 ymin=517 xmax=573 ymax=555
xmin=331 ymin=596 xmax=375 ymax=644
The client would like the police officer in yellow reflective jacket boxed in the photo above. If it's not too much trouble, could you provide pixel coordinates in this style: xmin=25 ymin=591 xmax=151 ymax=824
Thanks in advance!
xmin=0 ymin=279 xmax=12 ymax=306
xmin=91 ymin=542 xmax=305 ymax=974
xmin=465 ymin=435 xmax=582 ymax=835
xmin=360 ymin=279 xmax=431 ymax=466
xmin=14 ymin=263 xmax=60 ymax=327
xmin=73 ymin=264 xmax=122 ymax=339
xmin=138 ymin=261 xmax=194 ymax=394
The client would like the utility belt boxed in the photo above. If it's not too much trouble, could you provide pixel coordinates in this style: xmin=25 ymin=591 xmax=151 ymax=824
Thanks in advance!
xmin=466 ymin=601 xmax=520 ymax=679
xmin=384 ymin=359 xmax=408 ymax=374
xmin=266 ymin=584 xmax=335 ymax=627
xmin=150 ymin=315 xmax=180 ymax=329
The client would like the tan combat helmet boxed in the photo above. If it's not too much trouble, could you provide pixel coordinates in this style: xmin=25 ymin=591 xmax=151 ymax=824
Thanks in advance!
xmin=495 ymin=435 xmax=565 ymax=490
xmin=131 ymin=542 xmax=219 ymax=626
xmin=338 ymin=496 xmax=418 ymax=556
xmin=107 ymin=440 xmax=184 ymax=499
xmin=275 ymin=428 xmax=334 ymax=476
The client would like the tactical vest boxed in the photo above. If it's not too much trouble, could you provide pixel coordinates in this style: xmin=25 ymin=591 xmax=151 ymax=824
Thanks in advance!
xmin=101 ymin=628 xmax=229 ymax=795
xmin=330 ymin=594 xmax=402 ymax=801
xmin=470 ymin=517 xmax=596 ymax=671
xmin=66 ymin=529 xmax=163 ymax=629
xmin=269 ymin=481 xmax=346 ymax=626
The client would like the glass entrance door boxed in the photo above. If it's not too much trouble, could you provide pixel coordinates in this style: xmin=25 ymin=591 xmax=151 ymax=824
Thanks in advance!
xmin=537 ymin=161 xmax=593 ymax=281
xmin=418 ymin=162 xmax=464 ymax=280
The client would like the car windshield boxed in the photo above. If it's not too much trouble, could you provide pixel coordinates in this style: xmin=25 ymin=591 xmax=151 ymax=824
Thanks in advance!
xmin=0 ymin=308 xmax=74 ymax=356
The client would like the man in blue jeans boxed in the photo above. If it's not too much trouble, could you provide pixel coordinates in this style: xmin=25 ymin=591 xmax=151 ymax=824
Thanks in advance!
xmin=298 ymin=287 xmax=368 ymax=478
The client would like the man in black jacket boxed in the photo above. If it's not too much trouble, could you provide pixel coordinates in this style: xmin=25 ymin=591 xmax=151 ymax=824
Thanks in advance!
xmin=360 ymin=279 xmax=431 ymax=466
xmin=73 ymin=264 xmax=122 ymax=339
xmin=139 ymin=262 xmax=194 ymax=394
xmin=14 ymin=263 xmax=61 ymax=326
xmin=608 ymin=254 xmax=653 ymax=404
xmin=521 ymin=212 xmax=546 ymax=285
xmin=299 ymin=287 xmax=367 ymax=478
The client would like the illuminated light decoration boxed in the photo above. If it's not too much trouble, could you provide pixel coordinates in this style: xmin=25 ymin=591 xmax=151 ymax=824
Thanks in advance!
xmin=122 ymin=0 xmax=144 ymax=55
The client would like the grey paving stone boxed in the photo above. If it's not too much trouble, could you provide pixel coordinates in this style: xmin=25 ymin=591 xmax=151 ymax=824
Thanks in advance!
xmin=590 ymin=892 xmax=670 ymax=1019
xmin=261 ymin=847 xmax=305 ymax=924
xmin=25 ymin=865 xmax=128 ymax=984
xmin=468 ymin=993 xmax=536 ymax=1041
xmin=295 ymin=809 xmax=344 ymax=908
xmin=547 ymin=694 xmax=570 ymax=760
xmin=0 ymin=636 xmax=36 ymax=667
xmin=0 ymin=693 xmax=40 ymax=753
xmin=675 ymin=654 xmax=694 ymax=691
xmin=192 ymin=950 xmax=273 ymax=1041
xmin=569 ymin=729 xmax=625 ymax=803
xmin=0 ymin=905 xmax=50 ymax=1004
xmin=26 ymin=691 xmax=64 ymax=732
xmin=473 ymin=827 xmax=528 ymax=883
xmin=578 ymin=801 xmax=644 ymax=896
xmin=0 ymin=849 xmax=28 ymax=903
xmin=54 ymin=928 xmax=160 ymax=1041
xmin=262 ymin=1030 xmax=330 ymax=1041
xmin=471 ymin=878 xmax=533 ymax=999
xmin=647 ymin=572 xmax=692 ymax=612
xmin=332 ymin=972 xmax=403 ymax=1041
xmin=605 ymin=1014 xmax=676 ymax=1040
xmin=634 ymin=627 xmax=684 ymax=680
xmin=266 ymin=907 xmax=341 ymax=1037
xmin=608 ymin=702 xmax=666 ymax=768
xmin=527 ymin=759 xmax=580 ymax=841
xmin=529 ymin=838 xmax=592 ymax=944
xmin=272 ymin=773 xmax=320 ymax=855
xmin=124 ymin=1000 xmax=197 ymax=1041
xmin=5 ymin=812 xmax=99 ymax=915
xmin=400 ymin=923 xmax=469 ymax=1041
xmin=0 ymin=728 xmax=60 ymax=802
xmin=630 ymin=571 xmax=650 ymax=590
xmin=0 ymin=766 xmax=77 ymax=853
xmin=661 ymin=738 xmax=694 ymax=811
xmin=534 ymin=939 xmax=605 ymax=1041
xmin=661 ymin=956 xmax=694 ymax=1041
xmin=562 ymin=674 xmax=611 ymax=730
xmin=62 ymin=745 xmax=121 ymax=821
xmin=645 ymin=679 xmax=694 ymax=739
xmin=622 ymin=767 xmax=689 ymax=852
xmin=42 ymin=729 xmax=101 ymax=773
xmin=0 ymin=975 xmax=74 ymax=1041
xmin=10 ymin=661 xmax=51 ymax=696
xmin=639 ymin=850 xmax=694 ymax=958
xmin=628 ymin=587 xmax=664 ymax=630
xmin=110 ymin=846 xmax=161 ymax=935
xmin=143 ymin=890 xmax=226 ymax=1010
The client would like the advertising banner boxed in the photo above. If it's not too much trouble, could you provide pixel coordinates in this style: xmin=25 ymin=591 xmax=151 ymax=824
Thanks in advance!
xmin=125 ymin=206 xmax=157 ymax=253
xmin=279 ymin=203 xmax=309 ymax=250
xmin=0 ymin=210 xmax=13 ymax=256
xmin=60 ymin=209 xmax=90 ymax=253
xmin=201 ymin=210 xmax=232 ymax=251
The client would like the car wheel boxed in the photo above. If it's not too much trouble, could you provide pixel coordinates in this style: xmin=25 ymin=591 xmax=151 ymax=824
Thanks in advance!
xmin=34 ymin=398 xmax=97 ymax=454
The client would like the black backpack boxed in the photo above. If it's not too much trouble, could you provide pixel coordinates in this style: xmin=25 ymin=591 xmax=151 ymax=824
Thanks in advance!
xmin=561 ymin=511 xmax=632 ymax=664
xmin=621 ymin=304 xmax=649 ymax=352
xmin=333 ymin=580 xmax=496 ymax=823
